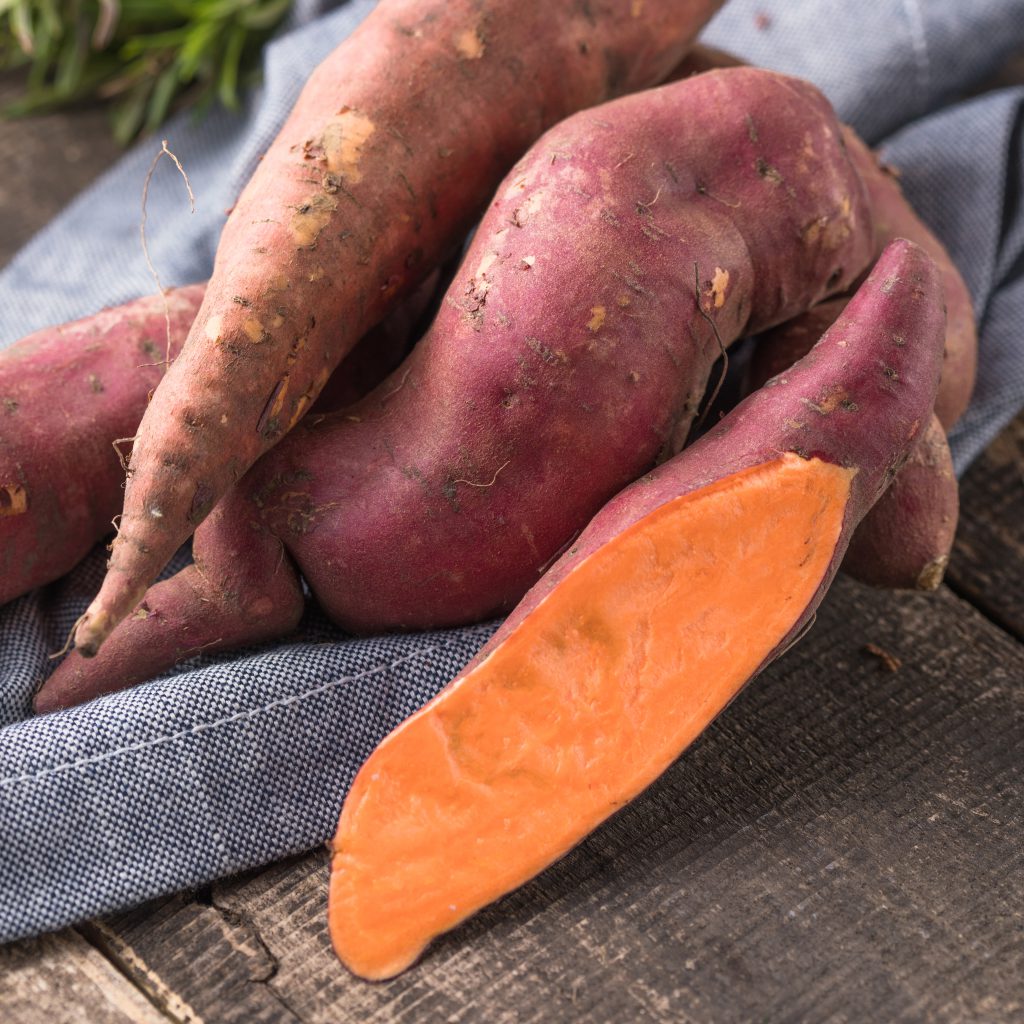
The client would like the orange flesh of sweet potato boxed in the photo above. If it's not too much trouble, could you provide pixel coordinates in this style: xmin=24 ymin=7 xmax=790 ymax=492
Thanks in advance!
xmin=329 ymin=454 xmax=853 ymax=980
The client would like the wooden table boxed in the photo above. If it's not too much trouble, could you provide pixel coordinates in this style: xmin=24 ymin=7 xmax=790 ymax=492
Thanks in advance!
xmin=1 ymin=78 xmax=1021 ymax=1024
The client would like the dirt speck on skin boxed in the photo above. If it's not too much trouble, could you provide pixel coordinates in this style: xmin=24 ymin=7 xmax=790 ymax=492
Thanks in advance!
xmin=454 ymin=26 xmax=485 ymax=60
xmin=319 ymin=108 xmax=376 ymax=184
xmin=804 ymin=385 xmax=852 ymax=415
xmin=709 ymin=267 xmax=730 ymax=309
xmin=0 ymin=484 xmax=28 ymax=517
xmin=290 ymin=193 xmax=339 ymax=248
xmin=756 ymin=157 xmax=783 ymax=186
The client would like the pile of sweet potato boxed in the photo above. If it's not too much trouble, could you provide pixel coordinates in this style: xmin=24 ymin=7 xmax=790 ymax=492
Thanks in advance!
xmin=0 ymin=1 xmax=975 ymax=980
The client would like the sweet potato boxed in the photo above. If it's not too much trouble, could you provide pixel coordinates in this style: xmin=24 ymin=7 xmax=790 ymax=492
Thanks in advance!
xmin=843 ymin=414 xmax=957 ymax=590
xmin=0 ymin=273 xmax=441 ymax=609
xmin=35 ymin=67 xmax=873 ymax=713
xmin=747 ymin=128 xmax=974 ymax=589
xmin=326 ymin=238 xmax=947 ymax=980
xmin=667 ymin=45 xmax=972 ymax=592
xmin=0 ymin=288 xmax=202 ymax=607
xmin=73 ymin=0 xmax=727 ymax=656
xmin=751 ymin=304 xmax=960 ymax=591
xmin=820 ymin=129 xmax=976 ymax=429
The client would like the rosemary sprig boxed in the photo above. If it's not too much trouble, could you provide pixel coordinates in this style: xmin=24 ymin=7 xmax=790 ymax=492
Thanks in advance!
xmin=0 ymin=0 xmax=293 ymax=143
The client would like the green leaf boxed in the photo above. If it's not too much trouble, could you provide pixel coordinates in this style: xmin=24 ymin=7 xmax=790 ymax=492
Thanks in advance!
xmin=145 ymin=62 xmax=179 ymax=134
xmin=217 ymin=19 xmax=245 ymax=109
xmin=0 ymin=0 xmax=294 ymax=142
xmin=111 ymin=75 xmax=153 ymax=144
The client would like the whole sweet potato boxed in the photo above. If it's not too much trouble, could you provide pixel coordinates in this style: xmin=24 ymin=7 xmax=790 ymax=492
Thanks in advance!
xmin=36 ymin=68 xmax=873 ymax=712
xmin=74 ymin=0 xmax=727 ymax=657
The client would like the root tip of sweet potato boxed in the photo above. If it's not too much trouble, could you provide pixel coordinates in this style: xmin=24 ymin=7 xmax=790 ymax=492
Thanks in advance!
xmin=73 ymin=610 xmax=112 ymax=658
xmin=32 ymin=689 xmax=61 ymax=715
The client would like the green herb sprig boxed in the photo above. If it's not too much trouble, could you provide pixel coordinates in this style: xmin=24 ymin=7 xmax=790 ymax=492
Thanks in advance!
xmin=1 ymin=0 xmax=293 ymax=143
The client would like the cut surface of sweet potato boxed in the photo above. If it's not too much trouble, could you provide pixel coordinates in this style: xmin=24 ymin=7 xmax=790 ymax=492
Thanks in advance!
xmin=329 ymin=453 xmax=854 ymax=980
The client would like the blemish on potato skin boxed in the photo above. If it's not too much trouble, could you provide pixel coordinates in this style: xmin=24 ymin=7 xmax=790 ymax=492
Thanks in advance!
xmin=242 ymin=318 xmax=267 ymax=343
xmin=291 ymin=193 xmax=339 ymax=248
xmin=454 ymin=27 xmax=485 ymax=60
xmin=710 ymin=267 xmax=729 ymax=308
xmin=317 ymin=108 xmax=376 ymax=184
xmin=587 ymin=306 xmax=607 ymax=332
xmin=205 ymin=315 xmax=224 ymax=343
xmin=527 ymin=337 xmax=567 ymax=365
xmin=755 ymin=157 xmax=783 ymax=185
xmin=803 ymin=385 xmax=854 ymax=415
xmin=0 ymin=484 xmax=28 ymax=517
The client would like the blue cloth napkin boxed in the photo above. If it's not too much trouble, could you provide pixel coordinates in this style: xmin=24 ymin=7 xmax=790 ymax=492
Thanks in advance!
xmin=2 ymin=0 xmax=1023 ymax=943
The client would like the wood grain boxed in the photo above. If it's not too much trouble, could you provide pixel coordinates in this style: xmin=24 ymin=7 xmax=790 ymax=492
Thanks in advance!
xmin=947 ymin=413 xmax=1024 ymax=640
xmin=0 ymin=929 xmax=170 ymax=1024
xmin=86 ymin=577 xmax=1024 ymax=1024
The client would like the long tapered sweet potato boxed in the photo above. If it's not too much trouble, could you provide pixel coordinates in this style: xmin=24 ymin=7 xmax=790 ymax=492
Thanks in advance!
xmin=72 ymin=0 xmax=727 ymax=657
xmin=0 ymin=273 xmax=441 ymax=609
xmin=35 ymin=68 xmax=874 ymax=713
xmin=326 ymin=238 xmax=946 ymax=980
xmin=747 ymin=127 xmax=973 ymax=589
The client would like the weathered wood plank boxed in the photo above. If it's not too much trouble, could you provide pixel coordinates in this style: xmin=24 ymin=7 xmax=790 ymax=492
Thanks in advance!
xmin=85 ymin=894 xmax=300 ymax=1024
xmin=947 ymin=412 xmax=1024 ymax=640
xmin=87 ymin=577 xmax=1024 ymax=1023
xmin=0 ymin=928 xmax=171 ymax=1024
